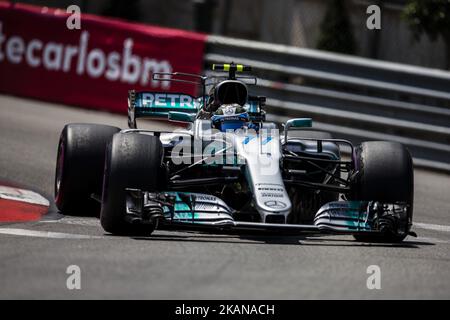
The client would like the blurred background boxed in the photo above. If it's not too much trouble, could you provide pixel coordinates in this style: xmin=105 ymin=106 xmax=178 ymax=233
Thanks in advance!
xmin=13 ymin=0 xmax=450 ymax=70
xmin=1 ymin=0 xmax=449 ymax=170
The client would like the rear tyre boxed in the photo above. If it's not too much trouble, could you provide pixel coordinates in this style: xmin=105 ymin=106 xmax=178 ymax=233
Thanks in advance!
xmin=350 ymin=141 xmax=414 ymax=242
xmin=100 ymin=133 xmax=165 ymax=235
xmin=286 ymin=130 xmax=340 ymax=224
xmin=55 ymin=123 xmax=120 ymax=216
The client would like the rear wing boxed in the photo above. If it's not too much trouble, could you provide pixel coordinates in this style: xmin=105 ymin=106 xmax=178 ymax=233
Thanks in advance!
xmin=128 ymin=90 xmax=199 ymax=128
xmin=128 ymin=64 xmax=260 ymax=128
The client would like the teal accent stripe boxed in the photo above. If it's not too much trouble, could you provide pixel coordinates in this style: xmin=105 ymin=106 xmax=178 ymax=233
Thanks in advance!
xmin=262 ymin=136 xmax=272 ymax=145
xmin=243 ymin=136 xmax=256 ymax=144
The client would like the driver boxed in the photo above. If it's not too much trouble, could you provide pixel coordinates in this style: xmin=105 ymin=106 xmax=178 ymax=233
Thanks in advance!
xmin=211 ymin=104 xmax=250 ymax=132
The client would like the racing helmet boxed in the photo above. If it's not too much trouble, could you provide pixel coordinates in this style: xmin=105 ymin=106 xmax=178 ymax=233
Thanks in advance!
xmin=211 ymin=104 xmax=249 ymax=132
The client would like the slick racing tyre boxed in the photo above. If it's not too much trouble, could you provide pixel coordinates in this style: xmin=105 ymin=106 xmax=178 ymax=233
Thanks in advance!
xmin=286 ymin=130 xmax=340 ymax=224
xmin=350 ymin=141 xmax=414 ymax=242
xmin=55 ymin=123 xmax=120 ymax=216
xmin=100 ymin=133 xmax=165 ymax=235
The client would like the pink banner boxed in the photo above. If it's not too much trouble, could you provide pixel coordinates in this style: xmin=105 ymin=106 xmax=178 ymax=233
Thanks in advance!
xmin=0 ymin=3 xmax=206 ymax=113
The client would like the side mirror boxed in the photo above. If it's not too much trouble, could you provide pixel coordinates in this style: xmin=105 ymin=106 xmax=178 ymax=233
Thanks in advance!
xmin=284 ymin=118 xmax=312 ymax=141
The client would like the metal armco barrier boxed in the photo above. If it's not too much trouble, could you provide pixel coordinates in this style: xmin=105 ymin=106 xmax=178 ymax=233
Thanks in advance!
xmin=205 ymin=35 xmax=450 ymax=172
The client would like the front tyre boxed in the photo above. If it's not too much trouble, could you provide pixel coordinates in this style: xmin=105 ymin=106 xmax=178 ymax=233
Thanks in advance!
xmin=350 ymin=141 xmax=414 ymax=242
xmin=100 ymin=133 xmax=164 ymax=235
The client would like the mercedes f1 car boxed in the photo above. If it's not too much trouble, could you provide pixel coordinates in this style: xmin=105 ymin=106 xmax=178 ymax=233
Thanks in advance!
xmin=55 ymin=63 xmax=415 ymax=242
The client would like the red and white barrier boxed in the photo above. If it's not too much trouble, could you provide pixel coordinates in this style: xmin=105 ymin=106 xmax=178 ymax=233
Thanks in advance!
xmin=0 ymin=3 xmax=206 ymax=113
xmin=0 ymin=184 xmax=49 ymax=222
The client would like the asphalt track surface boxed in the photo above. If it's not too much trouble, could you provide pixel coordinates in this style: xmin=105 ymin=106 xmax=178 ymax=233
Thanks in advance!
xmin=0 ymin=94 xmax=449 ymax=299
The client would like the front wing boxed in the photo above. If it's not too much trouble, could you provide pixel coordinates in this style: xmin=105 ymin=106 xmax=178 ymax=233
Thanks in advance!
xmin=125 ymin=189 xmax=411 ymax=238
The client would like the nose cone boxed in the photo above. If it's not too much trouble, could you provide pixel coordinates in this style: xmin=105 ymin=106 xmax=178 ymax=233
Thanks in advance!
xmin=233 ymin=130 xmax=292 ymax=223
xmin=256 ymin=197 xmax=292 ymax=223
